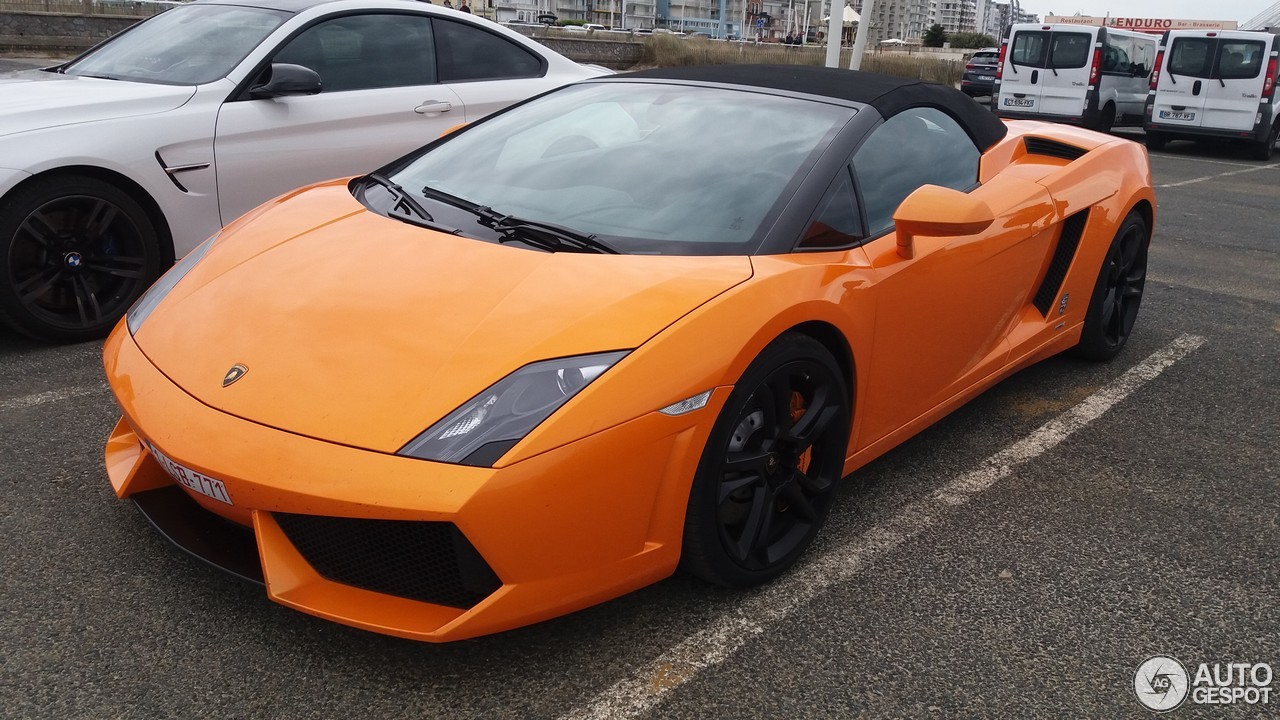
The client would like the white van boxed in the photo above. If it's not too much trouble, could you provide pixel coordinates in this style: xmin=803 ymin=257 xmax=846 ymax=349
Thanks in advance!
xmin=993 ymin=23 xmax=1157 ymax=133
xmin=1144 ymin=30 xmax=1280 ymax=160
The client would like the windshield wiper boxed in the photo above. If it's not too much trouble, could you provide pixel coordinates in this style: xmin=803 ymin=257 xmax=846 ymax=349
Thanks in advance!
xmin=364 ymin=174 xmax=460 ymax=234
xmin=420 ymin=184 xmax=618 ymax=254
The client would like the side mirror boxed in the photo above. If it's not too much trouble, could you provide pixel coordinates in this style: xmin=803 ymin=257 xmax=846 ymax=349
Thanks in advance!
xmin=248 ymin=63 xmax=322 ymax=99
xmin=892 ymin=185 xmax=994 ymax=259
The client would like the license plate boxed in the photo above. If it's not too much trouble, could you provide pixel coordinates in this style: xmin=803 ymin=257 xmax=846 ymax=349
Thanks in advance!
xmin=147 ymin=441 xmax=233 ymax=505
xmin=1159 ymin=110 xmax=1195 ymax=121
xmin=979 ymin=75 xmax=994 ymax=81
xmin=1003 ymin=98 xmax=1035 ymax=107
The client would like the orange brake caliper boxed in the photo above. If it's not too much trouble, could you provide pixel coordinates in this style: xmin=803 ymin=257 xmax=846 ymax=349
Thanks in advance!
xmin=790 ymin=391 xmax=812 ymax=474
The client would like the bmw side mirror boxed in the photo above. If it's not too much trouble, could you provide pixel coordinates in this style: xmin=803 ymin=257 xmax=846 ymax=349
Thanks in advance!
xmin=248 ymin=63 xmax=323 ymax=99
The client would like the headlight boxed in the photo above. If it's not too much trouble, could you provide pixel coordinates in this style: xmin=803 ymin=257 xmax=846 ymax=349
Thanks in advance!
xmin=398 ymin=350 xmax=629 ymax=467
xmin=126 ymin=236 xmax=216 ymax=334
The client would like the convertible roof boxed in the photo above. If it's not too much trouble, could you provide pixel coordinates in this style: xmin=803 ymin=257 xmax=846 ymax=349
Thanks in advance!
xmin=616 ymin=64 xmax=1009 ymax=152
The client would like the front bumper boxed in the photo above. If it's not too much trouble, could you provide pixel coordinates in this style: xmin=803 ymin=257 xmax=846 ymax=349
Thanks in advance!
xmin=104 ymin=325 xmax=727 ymax=641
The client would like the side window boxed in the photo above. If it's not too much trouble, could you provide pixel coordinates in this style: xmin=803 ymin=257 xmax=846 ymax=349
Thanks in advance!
xmin=1216 ymin=40 xmax=1266 ymax=80
xmin=1103 ymin=35 xmax=1131 ymax=74
xmin=852 ymin=108 xmax=979 ymax=239
xmin=273 ymin=14 xmax=435 ymax=92
xmin=799 ymin=167 xmax=862 ymax=250
xmin=434 ymin=19 xmax=543 ymax=82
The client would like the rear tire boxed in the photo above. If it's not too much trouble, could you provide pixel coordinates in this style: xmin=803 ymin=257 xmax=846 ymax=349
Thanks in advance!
xmin=1094 ymin=103 xmax=1116 ymax=134
xmin=1144 ymin=131 xmax=1168 ymax=151
xmin=0 ymin=175 xmax=162 ymax=342
xmin=1070 ymin=210 xmax=1149 ymax=361
xmin=1250 ymin=122 xmax=1278 ymax=161
xmin=680 ymin=333 xmax=851 ymax=587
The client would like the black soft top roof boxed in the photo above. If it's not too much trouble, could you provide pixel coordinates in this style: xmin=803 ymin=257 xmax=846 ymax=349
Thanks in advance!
xmin=616 ymin=64 xmax=1009 ymax=151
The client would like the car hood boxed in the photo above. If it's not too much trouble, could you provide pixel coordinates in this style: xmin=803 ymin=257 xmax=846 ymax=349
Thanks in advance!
xmin=135 ymin=181 xmax=753 ymax=453
xmin=0 ymin=71 xmax=196 ymax=138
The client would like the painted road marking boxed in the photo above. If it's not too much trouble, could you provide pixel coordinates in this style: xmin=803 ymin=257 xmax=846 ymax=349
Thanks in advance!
xmin=0 ymin=385 xmax=107 ymax=413
xmin=562 ymin=333 xmax=1208 ymax=720
xmin=1156 ymin=162 xmax=1279 ymax=188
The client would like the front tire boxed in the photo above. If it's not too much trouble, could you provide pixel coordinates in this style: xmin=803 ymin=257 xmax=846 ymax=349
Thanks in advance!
xmin=1070 ymin=210 xmax=1149 ymax=361
xmin=680 ymin=333 xmax=851 ymax=587
xmin=0 ymin=175 xmax=162 ymax=342
xmin=1145 ymin=131 xmax=1168 ymax=151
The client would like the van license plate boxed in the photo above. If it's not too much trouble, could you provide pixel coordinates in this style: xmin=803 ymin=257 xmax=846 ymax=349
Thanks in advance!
xmin=147 ymin=441 xmax=233 ymax=505
xmin=1158 ymin=110 xmax=1195 ymax=121
xmin=1003 ymin=98 xmax=1034 ymax=107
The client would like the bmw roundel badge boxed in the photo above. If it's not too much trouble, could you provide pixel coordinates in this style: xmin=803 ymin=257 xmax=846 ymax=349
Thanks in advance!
xmin=223 ymin=363 xmax=248 ymax=387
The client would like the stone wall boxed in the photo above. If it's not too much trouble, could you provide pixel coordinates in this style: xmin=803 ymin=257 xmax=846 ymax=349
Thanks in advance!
xmin=0 ymin=10 xmax=138 ymax=52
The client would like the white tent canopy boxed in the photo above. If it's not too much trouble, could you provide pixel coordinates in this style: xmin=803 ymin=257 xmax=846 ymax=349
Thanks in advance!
xmin=822 ymin=6 xmax=860 ymax=25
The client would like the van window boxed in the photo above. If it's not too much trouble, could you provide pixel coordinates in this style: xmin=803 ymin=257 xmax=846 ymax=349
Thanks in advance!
xmin=1217 ymin=40 xmax=1266 ymax=80
xmin=1168 ymin=37 xmax=1213 ymax=77
xmin=1169 ymin=37 xmax=1268 ymax=80
xmin=1010 ymin=30 xmax=1091 ymax=69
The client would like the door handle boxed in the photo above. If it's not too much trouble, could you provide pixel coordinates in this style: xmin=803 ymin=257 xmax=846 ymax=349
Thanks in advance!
xmin=1172 ymin=105 xmax=1187 ymax=111
xmin=414 ymin=101 xmax=453 ymax=115
xmin=1192 ymin=80 xmax=1202 ymax=96
xmin=1031 ymin=69 xmax=1039 ymax=84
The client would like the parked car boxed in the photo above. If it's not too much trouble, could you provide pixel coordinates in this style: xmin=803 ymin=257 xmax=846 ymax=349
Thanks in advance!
xmin=103 ymin=65 xmax=1155 ymax=642
xmin=960 ymin=47 xmax=999 ymax=98
xmin=1144 ymin=29 xmax=1280 ymax=159
xmin=993 ymin=23 xmax=1156 ymax=132
xmin=0 ymin=0 xmax=605 ymax=342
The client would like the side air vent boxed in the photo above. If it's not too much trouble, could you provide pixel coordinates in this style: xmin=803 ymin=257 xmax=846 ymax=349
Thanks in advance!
xmin=1032 ymin=209 xmax=1090 ymax=316
xmin=1024 ymin=137 xmax=1088 ymax=162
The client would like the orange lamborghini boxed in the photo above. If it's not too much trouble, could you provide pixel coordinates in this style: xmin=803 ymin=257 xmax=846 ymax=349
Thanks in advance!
xmin=103 ymin=66 xmax=1155 ymax=641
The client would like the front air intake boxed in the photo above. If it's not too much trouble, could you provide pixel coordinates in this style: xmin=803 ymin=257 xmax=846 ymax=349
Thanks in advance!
xmin=274 ymin=514 xmax=502 ymax=609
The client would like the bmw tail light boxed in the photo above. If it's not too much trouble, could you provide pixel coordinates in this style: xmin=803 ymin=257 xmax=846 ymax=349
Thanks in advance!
xmin=1089 ymin=45 xmax=1102 ymax=86
xmin=1150 ymin=50 xmax=1165 ymax=90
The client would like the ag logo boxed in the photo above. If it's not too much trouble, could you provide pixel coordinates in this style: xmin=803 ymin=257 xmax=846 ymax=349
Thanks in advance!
xmin=1135 ymin=655 xmax=1190 ymax=712
xmin=222 ymin=363 xmax=248 ymax=387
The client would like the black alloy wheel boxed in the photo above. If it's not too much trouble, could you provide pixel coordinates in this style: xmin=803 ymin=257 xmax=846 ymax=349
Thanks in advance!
xmin=0 ymin=175 xmax=162 ymax=342
xmin=1071 ymin=210 xmax=1148 ymax=361
xmin=681 ymin=333 xmax=851 ymax=587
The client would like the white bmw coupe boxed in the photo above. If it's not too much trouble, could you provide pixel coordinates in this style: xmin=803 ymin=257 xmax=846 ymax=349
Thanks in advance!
xmin=0 ymin=0 xmax=605 ymax=341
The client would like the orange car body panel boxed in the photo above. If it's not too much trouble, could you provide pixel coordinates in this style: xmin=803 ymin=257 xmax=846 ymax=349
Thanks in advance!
xmin=103 ymin=120 xmax=1155 ymax=640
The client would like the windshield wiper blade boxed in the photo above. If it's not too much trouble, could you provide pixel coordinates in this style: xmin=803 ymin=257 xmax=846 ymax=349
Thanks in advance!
xmin=365 ymin=174 xmax=460 ymax=234
xmin=420 ymin=184 xmax=618 ymax=254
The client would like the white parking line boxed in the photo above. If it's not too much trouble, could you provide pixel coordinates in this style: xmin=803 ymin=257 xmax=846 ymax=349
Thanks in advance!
xmin=1156 ymin=162 xmax=1279 ymax=188
xmin=561 ymin=333 xmax=1208 ymax=720
xmin=0 ymin=385 xmax=107 ymax=413
xmin=1148 ymin=154 xmax=1268 ymax=169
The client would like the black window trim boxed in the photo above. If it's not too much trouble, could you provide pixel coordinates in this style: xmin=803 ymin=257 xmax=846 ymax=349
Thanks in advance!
xmin=225 ymin=8 xmax=547 ymax=103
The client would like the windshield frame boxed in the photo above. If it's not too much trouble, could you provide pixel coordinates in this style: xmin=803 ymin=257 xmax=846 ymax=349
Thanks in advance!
xmin=59 ymin=4 xmax=293 ymax=86
xmin=369 ymin=79 xmax=859 ymax=257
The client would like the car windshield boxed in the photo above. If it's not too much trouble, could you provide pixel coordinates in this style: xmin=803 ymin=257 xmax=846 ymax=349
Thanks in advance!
xmin=386 ymin=82 xmax=854 ymax=255
xmin=61 ymin=4 xmax=290 ymax=85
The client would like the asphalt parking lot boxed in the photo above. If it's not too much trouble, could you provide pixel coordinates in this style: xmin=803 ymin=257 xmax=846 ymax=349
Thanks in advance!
xmin=1 ymin=80 xmax=1278 ymax=716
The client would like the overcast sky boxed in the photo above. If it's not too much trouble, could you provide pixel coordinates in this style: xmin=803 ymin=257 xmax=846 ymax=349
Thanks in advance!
xmin=1017 ymin=0 xmax=1273 ymax=25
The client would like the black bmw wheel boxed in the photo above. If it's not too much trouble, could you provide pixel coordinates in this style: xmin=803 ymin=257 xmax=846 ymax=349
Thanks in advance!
xmin=0 ymin=176 xmax=162 ymax=342
xmin=681 ymin=333 xmax=851 ymax=587
xmin=1071 ymin=210 xmax=1148 ymax=361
